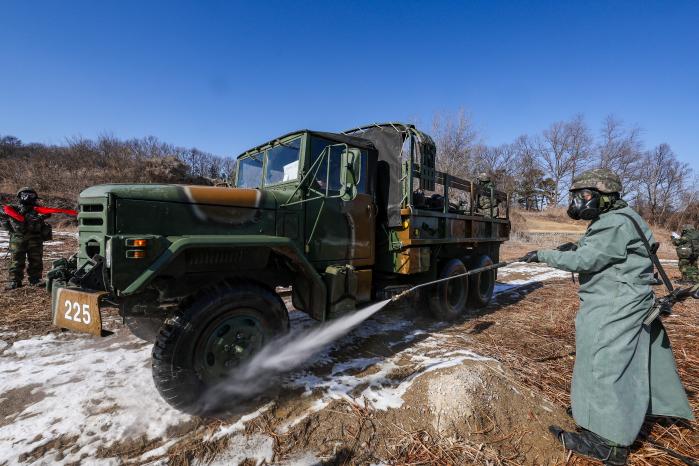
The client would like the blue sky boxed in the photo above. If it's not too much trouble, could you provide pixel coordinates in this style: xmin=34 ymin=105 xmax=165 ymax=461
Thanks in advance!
xmin=1 ymin=1 xmax=697 ymax=164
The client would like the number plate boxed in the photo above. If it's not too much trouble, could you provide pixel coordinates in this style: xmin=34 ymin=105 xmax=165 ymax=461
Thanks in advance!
xmin=53 ymin=288 xmax=107 ymax=336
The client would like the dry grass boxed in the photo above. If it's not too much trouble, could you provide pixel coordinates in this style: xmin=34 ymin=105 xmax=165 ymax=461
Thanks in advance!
xmin=461 ymin=272 xmax=698 ymax=466
xmin=385 ymin=428 xmax=515 ymax=465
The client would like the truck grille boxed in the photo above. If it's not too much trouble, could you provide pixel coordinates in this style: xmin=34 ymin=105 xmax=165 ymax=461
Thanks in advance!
xmin=78 ymin=198 xmax=109 ymax=265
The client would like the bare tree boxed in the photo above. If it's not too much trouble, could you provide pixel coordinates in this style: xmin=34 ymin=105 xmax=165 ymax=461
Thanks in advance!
xmin=597 ymin=115 xmax=643 ymax=199
xmin=431 ymin=109 xmax=480 ymax=180
xmin=511 ymin=135 xmax=547 ymax=209
xmin=0 ymin=135 xmax=22 ymax=158
xmin=637 ymin=144 xmax=688 ymax=224
xmin=537 ymin=121 xmax=572 ymax=205
xmin=476 ymin=143 xmax=519 ymax=193
xmin=537 ymin=115 xmax=594 ymax=205
xmin=565 ymin=114 xmax=594 ymax=192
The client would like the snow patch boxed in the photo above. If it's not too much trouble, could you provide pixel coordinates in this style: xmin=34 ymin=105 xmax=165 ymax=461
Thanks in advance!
xmin=205 ymin=402 xmax=274 ymax=441
xmin=289 ymin=336 xmax=491 ymax=414
xmin=278 ymin=452 xmax=323 ymax=465
xmin=0 ymin=331 xmax=190 ymax=466
xmin=196 ymin=433 xmax=274 ymax=466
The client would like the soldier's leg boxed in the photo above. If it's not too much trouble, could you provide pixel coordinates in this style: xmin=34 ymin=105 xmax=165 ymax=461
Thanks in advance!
xmin=685 ymin=256 xmax=698 ymax=282
xmin=27 ymin=237 xmax=44 ymax=284
xmin=677 ymin=259 xmax=690 ymax=280
xmin=8 ymin=236 xmax=28 ymax=285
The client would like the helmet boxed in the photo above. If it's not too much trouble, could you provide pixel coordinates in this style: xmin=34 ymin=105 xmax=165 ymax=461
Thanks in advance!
xmin=16 ymin=187 xmax=38 ymax=205
xmin=569 ymin=169 xmax=622 ymax=194
xmin=477 ymin=172 xmax=490 ymax=183
xmin=17 ymin=187 xmax=36 ymax=197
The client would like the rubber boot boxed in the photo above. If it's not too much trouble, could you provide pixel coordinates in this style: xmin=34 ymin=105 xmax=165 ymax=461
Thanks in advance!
xmin=5 ymin=281 xmax=22 ymax=291
xmin=549 ymin=425 xmax=629 ymax=465
xmin=28 ymin=278 xmax=45 ymax=287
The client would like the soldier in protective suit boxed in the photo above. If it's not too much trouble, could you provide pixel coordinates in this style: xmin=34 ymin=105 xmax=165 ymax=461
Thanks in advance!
xmin=476 ymin=172 xmax=498 ymax=217
xmin=1 ymin=188 xmax=51 ymax=290
xmin=522 ymin=169 xmax=693 ymax=465
xmin=672 ymin=224 xmax=698 ymax=284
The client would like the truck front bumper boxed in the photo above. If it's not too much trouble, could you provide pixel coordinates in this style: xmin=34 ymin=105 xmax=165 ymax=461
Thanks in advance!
xmin=52 ymin=286 xmax=108 ymax=337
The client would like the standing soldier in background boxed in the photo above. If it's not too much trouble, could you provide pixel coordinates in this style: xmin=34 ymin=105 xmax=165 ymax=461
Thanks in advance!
xmin=1 ymin=188 xmax=78 ymax=290
xmin=1 ymin=188 xmax=52 ymax=290
xmin=476 ymin=172 xmax=498 ymax=217
xmin=522 ymin=169 xmax=693 ymax=465
xmin=672 ymin=224 xmax=698 ymax=284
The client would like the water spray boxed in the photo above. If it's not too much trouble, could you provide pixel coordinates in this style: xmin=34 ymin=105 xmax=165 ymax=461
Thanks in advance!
xmin=204 ymin=258 xmax=530 ymax=408
xmin=203 ymin=299 xmax=392 ymax=408
xmin=390 ymin=258 xmax=526 ymax=302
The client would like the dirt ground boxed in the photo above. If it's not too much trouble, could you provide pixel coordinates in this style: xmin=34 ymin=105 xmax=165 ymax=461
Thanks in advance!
xmin=0 ymin=223 xmax=697 ymax=465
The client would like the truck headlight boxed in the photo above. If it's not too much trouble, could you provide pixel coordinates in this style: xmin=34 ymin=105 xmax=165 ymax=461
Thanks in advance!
xmin=105 ymin=238 xmax=112 ymax=268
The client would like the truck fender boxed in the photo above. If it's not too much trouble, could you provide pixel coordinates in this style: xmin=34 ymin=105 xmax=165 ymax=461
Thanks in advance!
xmin=120 ymin=235 xmax=327 ymax=320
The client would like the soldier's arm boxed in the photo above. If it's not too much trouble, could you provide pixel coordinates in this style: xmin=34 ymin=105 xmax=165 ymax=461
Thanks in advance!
xmin=537 ymin=220 xmax=629 ymax=273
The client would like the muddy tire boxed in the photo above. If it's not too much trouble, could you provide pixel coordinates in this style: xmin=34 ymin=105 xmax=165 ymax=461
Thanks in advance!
xmin=467 ymin=254 xmax=495 ymax=308
xmin=151 ymin=281 xmax=288 ymax=415
xmin=125 ymin=316 xmax=164 ymax=342
xmin=428 ymin=258 xmax=469 ymax=321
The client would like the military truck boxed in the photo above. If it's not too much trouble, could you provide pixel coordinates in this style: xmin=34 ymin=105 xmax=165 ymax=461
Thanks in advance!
xmin=49 ymin=123 xmax=510 ymax=413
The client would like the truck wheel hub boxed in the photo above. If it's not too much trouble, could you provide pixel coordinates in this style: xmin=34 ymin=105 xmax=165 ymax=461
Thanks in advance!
xmin=199 ymin=314 xmax=264 ymax=383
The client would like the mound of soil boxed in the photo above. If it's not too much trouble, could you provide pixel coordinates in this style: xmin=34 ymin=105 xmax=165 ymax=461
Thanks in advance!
xmin=264 ymin=360 xmax=572 ymax=465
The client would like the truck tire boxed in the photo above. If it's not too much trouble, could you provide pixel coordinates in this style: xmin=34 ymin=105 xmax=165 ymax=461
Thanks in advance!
xmin=428 ymin=258 xmax=469 ymax=321
xmin=467 ymin=254 xmax=495 ymax=308
xmin=151 ymin=281 xmax=288 ymax=415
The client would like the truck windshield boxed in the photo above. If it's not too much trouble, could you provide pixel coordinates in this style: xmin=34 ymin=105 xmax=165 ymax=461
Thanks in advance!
xmin=237 ymin=154 xmax=263 ymax=188
xmin=265 ymin=137 xmax=301 ymax=185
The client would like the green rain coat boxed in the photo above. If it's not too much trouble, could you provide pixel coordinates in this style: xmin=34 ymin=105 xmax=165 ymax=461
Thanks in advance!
xmin=537 ymin=205 xmax=694 ymax=446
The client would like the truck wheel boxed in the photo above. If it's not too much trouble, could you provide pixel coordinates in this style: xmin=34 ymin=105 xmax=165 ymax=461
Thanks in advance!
xmin=151 ymin=281 xmax=288 ymax=415
xmin=428 ymin=259 xmax=469 ymax=321
xmin=467 ymin=254 xmax=495 ymax=308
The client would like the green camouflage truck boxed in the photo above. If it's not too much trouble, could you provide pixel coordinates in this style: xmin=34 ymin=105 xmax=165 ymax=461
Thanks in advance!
xmin=49 ymin=123 xmax=510 ymax=413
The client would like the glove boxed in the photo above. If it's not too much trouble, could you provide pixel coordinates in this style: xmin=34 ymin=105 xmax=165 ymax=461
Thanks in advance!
xmin=522 ymin=251 xmax=539 ymax=263
xmin=556 ymin=242 xmax=578 ymax=252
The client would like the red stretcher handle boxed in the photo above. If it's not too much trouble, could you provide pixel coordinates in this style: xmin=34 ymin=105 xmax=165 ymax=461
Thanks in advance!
xmin=2 ymin=205 xmax=24 ymax=222
xmin=2 ymin=205 xmax=78 ymax=221
xmin=34 ymin=206 xmax=78 ymax=216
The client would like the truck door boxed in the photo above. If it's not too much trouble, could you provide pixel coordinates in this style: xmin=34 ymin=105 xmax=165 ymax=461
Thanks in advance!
xmin=305 ymin=137 xmax=375 ymax=265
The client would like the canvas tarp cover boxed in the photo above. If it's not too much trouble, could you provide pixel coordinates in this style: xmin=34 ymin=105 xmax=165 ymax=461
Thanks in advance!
xmin=346 ymin=127 xmax=406 ymax=227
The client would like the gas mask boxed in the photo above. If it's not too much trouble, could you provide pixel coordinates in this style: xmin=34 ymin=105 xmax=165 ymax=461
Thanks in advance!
xmin=18 ymin=190 xmax=38 ymax=206
xmin=567 ymin=189 xmax=601 ymax=220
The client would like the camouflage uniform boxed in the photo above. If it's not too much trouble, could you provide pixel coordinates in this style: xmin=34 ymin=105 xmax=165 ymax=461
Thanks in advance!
xmin=1 ymin=188 xmax=47 ymax=288
xmin=672 ymin=225 xmax=698 ymax=283
xmin=476 ymin=173 xmax=498 ymax=217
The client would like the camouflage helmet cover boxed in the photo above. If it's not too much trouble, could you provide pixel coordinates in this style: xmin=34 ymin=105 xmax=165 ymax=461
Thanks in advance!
xmin=477 ymin=172 xmax=490 ymax=183
xmin=16 ymin=187 xmax=38 ymax=198
xmin=569 ymin=168 xmax=622 ymax=194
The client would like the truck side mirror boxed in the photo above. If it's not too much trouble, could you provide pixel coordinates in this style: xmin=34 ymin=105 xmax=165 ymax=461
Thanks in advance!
xmin=339 ymin=148 xmax=361 ymax=201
